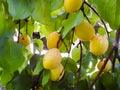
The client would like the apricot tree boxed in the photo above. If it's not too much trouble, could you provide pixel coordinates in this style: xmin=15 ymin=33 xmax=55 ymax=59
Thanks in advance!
xmin=0 ymin=0 xmax=120 ymax=90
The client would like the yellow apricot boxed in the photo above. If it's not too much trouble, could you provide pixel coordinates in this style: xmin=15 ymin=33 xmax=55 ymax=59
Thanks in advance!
xmin=50 ymin=63 xmax=64 ymax=81
xmin=19 ymin=34 xmax=31 ymax=46
xmin=74 ymin=21 xmax=95 ymax=41
xmin=90 ymin=35 xmax=108 ymax=55
xmin=64 ymin=0 xmax=83 ymax=13
xmin=97 ymin=58 xmax=112 ymax=72
xmin=43 ymin=48 xmax=62 ymax=69
xmin=47 ymin=31 xmax=62 ymax=49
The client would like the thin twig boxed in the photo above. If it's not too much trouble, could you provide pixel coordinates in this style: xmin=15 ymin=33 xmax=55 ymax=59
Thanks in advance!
xmin=112 ymin=46 xmax=120 ymax=72
xmin=71 ymin=28 xmax=75 ymax=45
xmin=32 ymin=69 xmax=44 ymax=89
xmin=88 ymin=28 xmax=120 ymax=90
xmin=81 ymin=6 xmax=91 ymax=23
xmin=74 ymin=41 xmax=82 ymax=90
xmin=62 ymin=39 xmax=69 ymax=53
xmin=84 ymin=1 xmax=109 ymax=38
xmin=17 ymin=20 xmax=21 ymax=43
xmin=112 ymin=53 xmax=116 ymax=72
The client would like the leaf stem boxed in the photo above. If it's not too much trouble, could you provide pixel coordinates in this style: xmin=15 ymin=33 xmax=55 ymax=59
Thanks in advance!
xmin=17 ymin=20 xmax=21 ymax=43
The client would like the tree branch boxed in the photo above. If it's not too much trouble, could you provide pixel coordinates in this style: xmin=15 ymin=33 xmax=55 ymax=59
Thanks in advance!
xmin=84 ymin=1 xmax=109 ymax=38
xmin=88 ymin=28 xmax=120 ymax=90
xmin=17 ymin=20 xmax=21 ymax=43
xmin=81 ymin=5 xmax=91 ymax=24
xmin=74 ymin=41 xmax=82 ymax=90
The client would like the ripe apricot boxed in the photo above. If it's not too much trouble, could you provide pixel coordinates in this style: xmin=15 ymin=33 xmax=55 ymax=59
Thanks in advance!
xmin=64 ymin=0 xmax=83 ymax=13
xmin=74 ymin=21 xmax=95 ymax=41
xmin=90 ymin=35 xmax=108 ymax=55
xmin=47 ymin=31 xmax=62 ymax=49
xmin=43 ymin=48 xmax=62 ymax=69
xmin=97 ymin=58 xmax=112 ymax=72
xmin=50 ymin=63 xmax=64 ymax=81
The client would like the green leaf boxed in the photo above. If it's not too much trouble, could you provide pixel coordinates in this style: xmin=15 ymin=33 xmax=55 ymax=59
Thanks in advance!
xmin=0 ymin=13 xmax=5 ymax=36
xmin=52 ymin=13 xmax=66 ymax=30
xmin=82 ymin=52 xmax=93 ymax=69
xmin=91 ymin=71 xmax=99 ymax=79
xmin=20 ymin=18 xmax=34 ymax=38
xmin=62 ymin=11 xmax=84 ymax=38
xmin=95 ymin=79 xmax=106 ymax=90
xmin=42 ymin=69 xmax=50 ymax=86
xmin=33 ymin=56 xmax=44 ymax=75
xmin=32 ymin=0 xmax=52 ymax=25
xmin=59 ymin=31 xmax=72 ymax=52
xmin=71 ymin=45 xmax=81 ymax=62
xmin=0 ymin=71 xmax=13 ymax=86
xmin=117 ymin=75 xmax=120 ymax=88
xmin=100 ymin=72 xmax=117 ymax=88
xmin=98 ymin=27 xmax=107 ymax=35
xmin=33 ymin=39 xmax=44 ymax=52
xmin=78 ymin=79 xmax=88 ymax=90
xmin=0 ymin=36 xmax=25 ymax=86
xmin=51 ymin=0 xmax=64 ymax=11
xmin=7 ymin=0 xmax=34 ymax=19
xmin=62 ymin=57 xmax=77 ymax=73
xmin=0 ymin=37 xmax=25 ymax=73
xmin=12 ymin=70 xmax=33 ymax=90
xmin=91 ymin=0 xmax=120 ymax=29
xmin=82 ymin=41 xmax=90 ymax=50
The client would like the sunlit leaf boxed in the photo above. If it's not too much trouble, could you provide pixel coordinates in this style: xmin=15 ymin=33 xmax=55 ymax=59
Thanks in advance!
xmin=62 ymin=11 xmax=84 ymax=38
xmin=33 ymin=56 xmax=44 ymax=75
xmin=33 ymin=39 xmax=43 ymax=52
xmin=42 ymin=70 xmax=50 ymax=86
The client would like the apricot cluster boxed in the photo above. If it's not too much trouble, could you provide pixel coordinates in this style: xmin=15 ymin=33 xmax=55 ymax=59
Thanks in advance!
xmin=43 ymin=32 xmax=64 ymax=81
xmin=74 ymin=21 xmax=109 ymax=56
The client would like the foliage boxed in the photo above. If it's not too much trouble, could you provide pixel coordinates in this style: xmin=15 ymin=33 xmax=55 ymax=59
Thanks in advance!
xmin=0 ymin=0 xmax=120 ymax=90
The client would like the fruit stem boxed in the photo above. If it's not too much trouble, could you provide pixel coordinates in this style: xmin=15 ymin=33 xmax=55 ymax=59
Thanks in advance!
xmin=17 ymin=20 xmax=21 ymax=43
xmin=81 ymin=4 xmax=91 ymax=24
xmin=74 ymin=41 xmax=83 ymax=90
xmin=88 ymin=28 xmax=120 ymax=90
xmin=84 ymin=1 xmax=109 ymax=38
